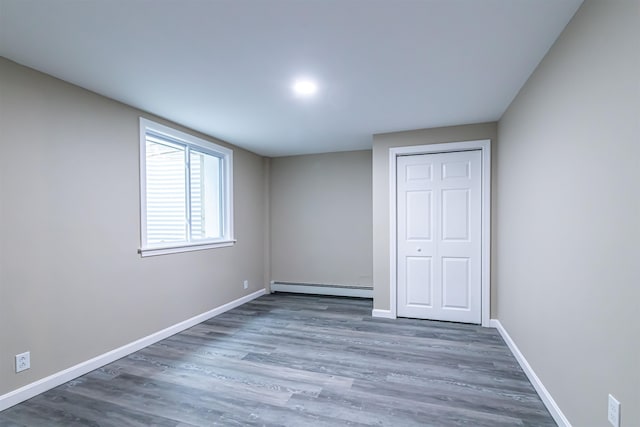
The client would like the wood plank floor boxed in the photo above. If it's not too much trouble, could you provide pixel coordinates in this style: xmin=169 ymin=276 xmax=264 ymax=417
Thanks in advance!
xmin=0 ymin=294 xmax=555 ymax=426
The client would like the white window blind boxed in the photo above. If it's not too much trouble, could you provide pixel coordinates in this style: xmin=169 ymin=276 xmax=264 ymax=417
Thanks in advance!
xmin=145 ymin=136 xmax=187 ymax=244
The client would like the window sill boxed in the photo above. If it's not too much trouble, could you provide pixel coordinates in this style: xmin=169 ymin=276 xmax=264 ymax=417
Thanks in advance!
xmin=139 ymin=239 xmax=236 ymax=257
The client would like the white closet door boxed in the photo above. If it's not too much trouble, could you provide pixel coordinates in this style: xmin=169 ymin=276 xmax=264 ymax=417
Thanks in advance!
xmin=397 ymin=150 xmax=482 ymax=324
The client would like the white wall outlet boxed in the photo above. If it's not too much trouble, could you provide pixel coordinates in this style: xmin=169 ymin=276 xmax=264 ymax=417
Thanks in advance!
xmin=608 ymin=394 xmax=620 ymax=427
xmin=243 ymin=280 xmax=249 ymax=289
xmin=15 ymin=351 xmax=30 ymax=373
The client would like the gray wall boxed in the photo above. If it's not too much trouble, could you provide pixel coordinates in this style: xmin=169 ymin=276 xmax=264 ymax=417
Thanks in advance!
xmin=270 ymin=151 xmax=373 ymax=287
xmin=0 ymin=58 xmax=268 ymax=395
xmin=372 ymin=123 xmax=498 ymax=312
xmin=495 ymin=0 xmax=639 ymax=425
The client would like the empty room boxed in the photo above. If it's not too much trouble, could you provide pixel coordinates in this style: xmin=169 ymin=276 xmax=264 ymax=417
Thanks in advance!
xmin=0 ymin=0 xmax=638 ymax=426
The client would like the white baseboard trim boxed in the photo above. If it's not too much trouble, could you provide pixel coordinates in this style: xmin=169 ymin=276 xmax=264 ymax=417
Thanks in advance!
xmin=371 ymin=309 xmax=396 ymax=319
xmin=271 ymin=282 xmax=373 ymax=298
xmin=490 ymin=319 xmax=571 ymax=427
xmin=0 ymin=288 xmax=266 ymax=412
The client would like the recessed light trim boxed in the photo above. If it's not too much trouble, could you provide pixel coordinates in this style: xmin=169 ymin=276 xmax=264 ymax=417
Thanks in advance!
xmin=292 ymin=79 xmax=318 ymax=96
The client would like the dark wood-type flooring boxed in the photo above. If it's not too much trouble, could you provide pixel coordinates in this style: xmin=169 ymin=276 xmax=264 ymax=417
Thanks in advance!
xmin=0 ymin=293 xmax=555 ymax=426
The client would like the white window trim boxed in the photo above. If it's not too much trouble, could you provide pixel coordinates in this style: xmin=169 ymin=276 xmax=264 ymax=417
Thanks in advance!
xmin=139 ymin=117 xmax=234 ymax=257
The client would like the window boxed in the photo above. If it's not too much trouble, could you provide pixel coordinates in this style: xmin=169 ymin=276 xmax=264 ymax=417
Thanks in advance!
xmin=139 ymin=118 xmax=234 ymax=256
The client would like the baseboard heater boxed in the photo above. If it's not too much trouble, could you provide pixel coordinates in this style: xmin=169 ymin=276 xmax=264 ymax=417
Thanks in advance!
xmin=270 ymin=281 xmax=373 ymax=298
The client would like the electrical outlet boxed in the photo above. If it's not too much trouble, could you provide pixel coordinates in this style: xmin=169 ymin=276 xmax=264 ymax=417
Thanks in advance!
xmin=15 ymin=351 xmax=30 ymax=373
xmin=243 ymin=280 xmax=249 ymax=290
xmin=608 ymin=394 xmax=620 ymax=427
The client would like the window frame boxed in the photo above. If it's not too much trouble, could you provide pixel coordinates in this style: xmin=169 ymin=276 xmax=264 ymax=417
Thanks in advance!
xmin=139 ymin=117 xmax=234 ymax=257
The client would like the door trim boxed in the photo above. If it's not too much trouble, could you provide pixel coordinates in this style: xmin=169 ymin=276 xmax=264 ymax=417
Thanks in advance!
xmin=389 ymin=140 xmax=491 ymax=326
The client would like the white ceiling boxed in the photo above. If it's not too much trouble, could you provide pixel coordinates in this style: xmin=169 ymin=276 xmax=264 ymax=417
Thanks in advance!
xmin=0 ymin=0 xmax=582 ymax=157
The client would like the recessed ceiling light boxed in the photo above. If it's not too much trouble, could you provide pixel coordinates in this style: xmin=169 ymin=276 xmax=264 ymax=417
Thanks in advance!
xmin=292 ymin=79 xmax=318 ymax=96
